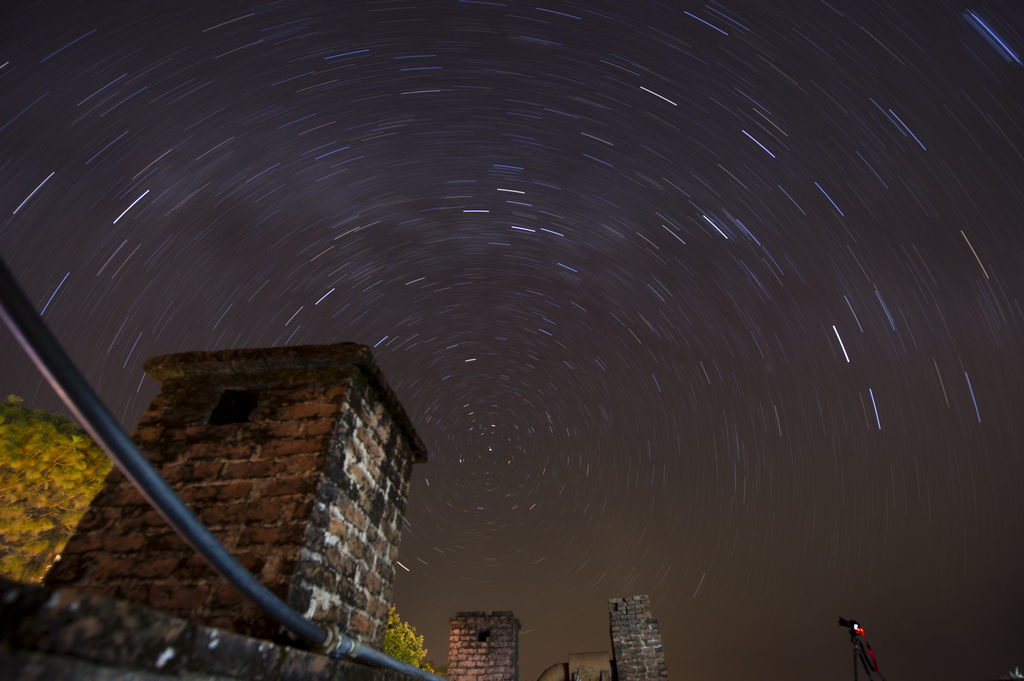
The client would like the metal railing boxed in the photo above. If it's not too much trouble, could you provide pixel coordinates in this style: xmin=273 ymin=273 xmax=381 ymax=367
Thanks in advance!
xmin=0 ymin=256 xmax=444 ymax=681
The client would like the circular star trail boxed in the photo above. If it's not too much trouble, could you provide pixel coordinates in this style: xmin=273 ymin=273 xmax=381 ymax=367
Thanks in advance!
xmin=2 ymin=2 xmax=1023 ymax=680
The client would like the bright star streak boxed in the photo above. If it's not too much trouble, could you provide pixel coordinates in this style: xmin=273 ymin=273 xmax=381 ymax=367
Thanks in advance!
xmin=833 ymin=325 xmax=850 ymax=362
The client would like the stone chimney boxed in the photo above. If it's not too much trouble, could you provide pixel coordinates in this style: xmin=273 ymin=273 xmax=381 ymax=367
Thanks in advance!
xmin=448 ymin=611 xmax=521 ymax=681
xmin=608 ymin=596 xmax=668 ymax=681
xmin=44 ymin=343 xmax=426 ymax=647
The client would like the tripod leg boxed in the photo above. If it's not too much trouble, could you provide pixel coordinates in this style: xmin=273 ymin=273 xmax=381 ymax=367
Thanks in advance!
xmin=860 ymin=650 xmax=876 ymax=681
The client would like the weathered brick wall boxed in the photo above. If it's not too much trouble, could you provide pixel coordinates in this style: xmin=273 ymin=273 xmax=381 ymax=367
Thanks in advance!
xmin=44 ymin=344 xmax=426 ymax=648
xmin=0 ymin=577 xmax=428 ymax=681
xmin=448 ymin=611 xmax=520 ymax=681
xmin=608 ymin=596 xmax=668 ymax=681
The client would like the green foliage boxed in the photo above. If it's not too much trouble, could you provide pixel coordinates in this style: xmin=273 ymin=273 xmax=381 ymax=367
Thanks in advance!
xmin=0 ymin=395 xmax=112 ymax=582
xmin=383 ymin=605 xmax=438 ymax=673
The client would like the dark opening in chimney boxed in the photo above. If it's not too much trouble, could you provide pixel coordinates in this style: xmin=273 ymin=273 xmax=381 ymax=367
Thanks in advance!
xmin=478 ymin=629 xmax=490 ymax=643
xmin=208 ymin=389 xmax=260 ymax=424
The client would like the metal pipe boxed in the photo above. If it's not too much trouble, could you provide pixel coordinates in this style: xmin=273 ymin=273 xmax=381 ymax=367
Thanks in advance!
xmin=0 ymin=256 xmax=449 ymax=681
xmin=325 ymin=631 xmax=448 ymax=681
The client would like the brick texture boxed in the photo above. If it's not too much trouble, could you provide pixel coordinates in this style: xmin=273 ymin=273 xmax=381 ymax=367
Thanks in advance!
xmin=0 ymin=577 xmax=431 ymax=681
xmin=608 ymin=596 xmax=668 ymax=681
xmin=44 ymin=343 xmax=426 ymax=648
xmin=447 ymin=612 xmax=520 ymax=681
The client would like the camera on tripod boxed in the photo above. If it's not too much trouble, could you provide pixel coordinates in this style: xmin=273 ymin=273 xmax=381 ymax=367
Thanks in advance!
xmin=838 ymin=616 xmax=883 ymax=680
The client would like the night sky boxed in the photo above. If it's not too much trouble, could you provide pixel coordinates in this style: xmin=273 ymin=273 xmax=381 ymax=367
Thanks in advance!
xmin=2 ymin=1 xmax=1023 ymax=679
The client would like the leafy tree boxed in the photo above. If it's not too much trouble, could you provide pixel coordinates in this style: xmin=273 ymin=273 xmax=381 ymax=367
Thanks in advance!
xmin=383 ymin=605 xmax=439 ymax=673
xmin=0 ymin=395 xmax=111 ymax=582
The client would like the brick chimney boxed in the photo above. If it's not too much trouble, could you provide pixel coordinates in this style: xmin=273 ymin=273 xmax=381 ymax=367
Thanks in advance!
xmin=447 ymin=611 xmax=521 ymax=681
xmin=608 ymin=596 xmax=668 ymax=681
xmin=44 ymin=343 xmax=427 ymax=647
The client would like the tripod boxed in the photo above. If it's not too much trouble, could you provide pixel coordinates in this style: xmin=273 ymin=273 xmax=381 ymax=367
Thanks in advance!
xmin=839 ymin=618 xmax=887 ymax=681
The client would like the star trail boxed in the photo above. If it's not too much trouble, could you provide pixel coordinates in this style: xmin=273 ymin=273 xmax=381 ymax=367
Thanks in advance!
xmin=2 ymin=2 xmax=1023 ymax=680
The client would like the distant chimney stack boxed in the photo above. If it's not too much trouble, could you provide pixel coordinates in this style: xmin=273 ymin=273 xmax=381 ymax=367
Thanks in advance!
xmin=448 ymin=611 xmax=521 ymax=681
xmin=45 ymin=343 xmax=427 ymax=647
xmin=608 ymin=596 xmax=668 ymax=681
